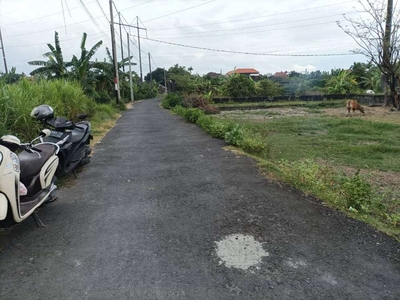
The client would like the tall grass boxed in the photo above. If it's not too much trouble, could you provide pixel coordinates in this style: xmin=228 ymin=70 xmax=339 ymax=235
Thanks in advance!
xmin=0 ymin=79 xmax=117 ymax=141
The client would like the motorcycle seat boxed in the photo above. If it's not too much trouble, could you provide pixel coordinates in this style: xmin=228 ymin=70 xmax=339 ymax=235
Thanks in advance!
xmin=69 ymin=126 xmax=86 ymax=143
xmin=19 ymin=144 xmax=56 ymax=179
xmin=47 ymin=117 xmax=75 ymax=130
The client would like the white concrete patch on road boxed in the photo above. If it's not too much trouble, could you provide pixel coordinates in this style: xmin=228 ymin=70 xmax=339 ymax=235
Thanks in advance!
xmin=286 ymin=258 xmax=307 ymax=269
xmin=321 ymin=273 xmax=338 ymax=286
xmin=215 ymin=234 xmax=269 ymax=270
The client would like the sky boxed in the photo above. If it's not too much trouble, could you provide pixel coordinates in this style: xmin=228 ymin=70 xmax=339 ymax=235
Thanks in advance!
xmin=0 ymin=0 xmax=374 ymax=76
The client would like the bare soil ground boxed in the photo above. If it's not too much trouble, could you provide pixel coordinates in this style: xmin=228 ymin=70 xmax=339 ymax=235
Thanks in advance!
xmin=221 ymin=105 xmax=400 ymax=124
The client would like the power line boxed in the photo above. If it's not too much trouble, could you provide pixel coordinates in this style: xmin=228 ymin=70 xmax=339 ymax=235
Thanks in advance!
xmin=150 ymin=21 xmax=343 ymax=39
xmin=140 ymin=36 xmax=359 ymax=57
xmin=8 ymin=35 xmax=105 ymax=66
xmin=144 ymin=0 xmax=217 ymax=22
xmin=6 ymin=32 xmax=104 ymax=48
xmin=151 ymin=56 xmax=158 ymax=69
xmin=146 ymin=0 xmax=357 ymax=31
xmin=119 ymin=0 xmax=155 ymax=13
xmin=96 ymin=0 xmax=110 ymax=22
xmin=150 ymin=41 xmax=357 ymax=59
xmin=1 ymin=0 xmax=97 ymax=27
xmin=78 ymin=0 xmax=109 ymax=41
xmin=152 ymin=12 xmax=357 ymax=37
xmin=3 ymin=13 xmax=106 ymax=38
xmin=0 ymin=0 xmax=56 ymax=17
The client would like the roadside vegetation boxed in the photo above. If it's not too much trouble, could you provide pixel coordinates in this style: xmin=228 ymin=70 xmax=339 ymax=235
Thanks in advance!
xmin=0 ymin=79 xmax=121 ymax=141
xmin=0 ymin=31 xmax=160 ymax=142
xmin=162 ymin=91 xmax=400 ymax=241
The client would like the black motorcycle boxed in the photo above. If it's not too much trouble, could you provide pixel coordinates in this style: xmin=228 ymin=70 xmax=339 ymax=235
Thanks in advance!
xmin=30 ymin=105 xmax=93 ymax=178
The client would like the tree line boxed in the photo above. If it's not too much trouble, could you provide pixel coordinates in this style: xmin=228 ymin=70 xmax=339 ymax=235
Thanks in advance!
xmin=0 ymin=31 xmax=159 ymax=102
xmin=145 ymin=62 xmax=382 ymax=98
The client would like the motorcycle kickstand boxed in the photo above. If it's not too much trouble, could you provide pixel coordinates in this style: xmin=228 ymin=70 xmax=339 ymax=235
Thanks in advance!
xmin=72 ymin=170 xmax=78 ymax=178
xmin=32 ymin=211 xmax=45 ymax=227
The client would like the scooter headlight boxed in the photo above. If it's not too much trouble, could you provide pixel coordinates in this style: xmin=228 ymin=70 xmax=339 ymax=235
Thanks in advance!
xmin=10 ymin=153 xmax=19 ymax=172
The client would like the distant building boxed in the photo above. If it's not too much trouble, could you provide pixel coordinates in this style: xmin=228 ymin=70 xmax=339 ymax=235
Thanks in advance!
xmin=272 ymin=71 xmax=289 ymax=78
xmin=205 ymin=72 xmax=222 ymax=79
xmin=226 ymin=68 xmax=260 ymax=81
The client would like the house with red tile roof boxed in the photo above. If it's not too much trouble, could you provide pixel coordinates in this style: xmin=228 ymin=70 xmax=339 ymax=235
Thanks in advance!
xmin=226 ymin=68 xmax=259 ymax=76
xmin=226 ymin=68 xmax=260 ymax=80
xmin=272 ymin=71 xmax=289 ymax=78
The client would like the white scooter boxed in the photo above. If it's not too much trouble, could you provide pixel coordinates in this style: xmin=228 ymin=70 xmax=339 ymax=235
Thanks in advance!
xmin=0 ymin=130 xmax=59 ymax=227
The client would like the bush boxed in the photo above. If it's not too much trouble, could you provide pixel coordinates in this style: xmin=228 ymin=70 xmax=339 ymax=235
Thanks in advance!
xmin=172 ymin=106 xmax=266 ymax=154
xmin=0 ymin=79 xmax=118 ymax=141
xmin=182 ymin=94 xmax=220 ymax=114
xmin=240 ymin=137 xmax=267 ymax=154
xmin=162 ymin=93 xmax=183 ymax=109
xmin=185 ymin=108 xmax=203 ymax=123
xmin=134 ymin=82 xmax=158 ymax=100
xmin=222 ymin=73 xmax=256 ymax=97
xmin=339 ymin=171 xmax=373 ymax=212
xmin=224 ymin=124 xmax=245 ymax=146
xmin=256 ymin=79 xmax=284 ymax=96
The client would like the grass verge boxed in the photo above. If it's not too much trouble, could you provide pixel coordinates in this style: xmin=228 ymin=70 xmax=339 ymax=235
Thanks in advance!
xmin=171 ymin=104 xmax=400 ymax=242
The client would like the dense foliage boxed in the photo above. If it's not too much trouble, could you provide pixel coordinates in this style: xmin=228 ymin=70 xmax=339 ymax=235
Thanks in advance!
xmin=0 ymin=79 xmax=118 ymax=140
xmin=23 ymin=31 xmax=158 ymax=103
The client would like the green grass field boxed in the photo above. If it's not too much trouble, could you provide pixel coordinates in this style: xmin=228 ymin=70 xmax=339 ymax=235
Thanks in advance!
xmin=222 ymin=115 xmax=400 ymax=172
xmin=209 ymin=103 xmax=400 ymax=241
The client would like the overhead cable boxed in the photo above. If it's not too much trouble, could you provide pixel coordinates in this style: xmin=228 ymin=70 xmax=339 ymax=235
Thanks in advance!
xmin=150 ymin=21 xmax=342 ymax=39
xmin=139 ymin=37 xmax=359 ymax=57
xmin=144 ymin=0 xmax=217 ymax=22
xmin=146 ymin=0 xmax=357 ymax=31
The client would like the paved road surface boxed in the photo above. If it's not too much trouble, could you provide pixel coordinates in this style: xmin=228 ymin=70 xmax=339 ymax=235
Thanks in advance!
xmin=1 ymin=98 xmax=400 ymax=299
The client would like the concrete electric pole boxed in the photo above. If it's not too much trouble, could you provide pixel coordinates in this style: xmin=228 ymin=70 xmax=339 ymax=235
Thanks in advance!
xmin=0 ymin=27 xmax=8 ymax=74
xmin=109 ymin=0 xmax=121 ymax=104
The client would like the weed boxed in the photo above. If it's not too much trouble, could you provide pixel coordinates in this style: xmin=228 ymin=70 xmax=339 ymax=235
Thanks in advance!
xmin=162 ymin=93 xmax=183 ymax=109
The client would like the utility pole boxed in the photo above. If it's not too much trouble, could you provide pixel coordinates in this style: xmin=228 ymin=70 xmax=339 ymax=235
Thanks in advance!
xmin=0 ymin=27 xmax=8 ymax=74
xmin=127 ymin=32 xmax=134 ymax=102
xmin=148 ymin=52 xmax=152 ymax=82
xmin=137 ymin=16 xmax=143 ymax=82
xmin=109 ymin=0 xmax=121 ymax=103
xmin=164 ymin=68 xmax=167 ymax=94
xmin=118 ymin=12 xmax=125 ymax=72
xmin=382 ymin=0 xmax=394 ymax=106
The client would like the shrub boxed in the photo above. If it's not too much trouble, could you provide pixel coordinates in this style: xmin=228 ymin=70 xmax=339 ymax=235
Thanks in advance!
xmin=222 ymin=73 xmax=256 ymax=97
xmin=339 ymin=171 xmax=373 ymax=212
xmin=240 ymin=137 xmax=267 ymax=154
xmin=172 ymin=105 xmax=267 ymax=154
xmin=255 ymin=79 xmax=284 ymax=96
xmin=185 ymin=108 xmax=203 ymax=123
xmin=162 ymin=93 xmax=183 ymax=109
xmin=224 ymin=124 xmax=245 ymax=146
xmin=182 ymin=94 xmax=220 ymax=114
xmin=0 ymin=79 xmax=97 ymax=140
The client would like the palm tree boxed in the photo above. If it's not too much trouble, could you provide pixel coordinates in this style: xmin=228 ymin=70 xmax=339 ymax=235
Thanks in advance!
xmin=325 ymin=70 xmax=359 ymax=94
xmin=92 ymin=47 xmax=135 ymax=92
xmin=28 ymin=31 xmax=69 ymax=78
xmin=70 ymin=32 xmax=103 ymax=87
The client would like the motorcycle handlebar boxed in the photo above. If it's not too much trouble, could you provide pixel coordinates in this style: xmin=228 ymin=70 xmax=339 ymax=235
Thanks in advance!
xmin=31 ymin=146 xmax=43 ymax=152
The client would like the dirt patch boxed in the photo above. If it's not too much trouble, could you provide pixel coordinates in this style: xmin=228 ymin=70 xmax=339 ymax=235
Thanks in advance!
xmin=220 ymin=106 xmax=400 ymax=123
xmin=220 ymin=108 xmax=320 ymax=120
xmin=322 ymin=106 xmax=400 ymax=124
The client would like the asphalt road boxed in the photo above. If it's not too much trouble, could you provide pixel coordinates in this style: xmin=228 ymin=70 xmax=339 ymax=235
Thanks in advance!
xmin=1 ymin=98 xmax=400 ymax=300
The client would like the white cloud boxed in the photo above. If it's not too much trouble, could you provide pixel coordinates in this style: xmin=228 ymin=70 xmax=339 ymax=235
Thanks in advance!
xmin=292 ymin=64 xmax=317 ymax=73
xmin=0 ymin=0 xmax=370 ymax=76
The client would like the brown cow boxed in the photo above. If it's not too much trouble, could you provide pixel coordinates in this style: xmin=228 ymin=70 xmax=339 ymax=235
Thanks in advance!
xmin=346 ymin=99 xmax=365 ymax=115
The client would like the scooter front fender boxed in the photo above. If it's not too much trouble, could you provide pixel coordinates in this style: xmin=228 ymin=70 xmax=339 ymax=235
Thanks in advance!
xmin=0 ymin=193 xmax=8 ymax=220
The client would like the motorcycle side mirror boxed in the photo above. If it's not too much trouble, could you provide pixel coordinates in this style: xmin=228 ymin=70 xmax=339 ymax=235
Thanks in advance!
xmin=40 ymin=129 xmax=52 ymax=137
xmin=77 ymin=114 xmax=88 ymax=120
